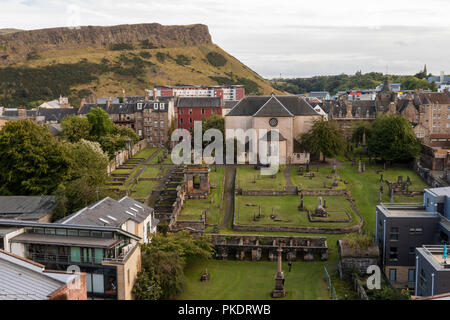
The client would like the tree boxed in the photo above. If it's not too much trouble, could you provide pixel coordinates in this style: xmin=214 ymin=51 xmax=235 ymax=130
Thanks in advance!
xmin=297 ymin=119 xmax=346 ymax=162
xmin=113 ymin=125 xmax=139 ymax=144
xmin=351 ymin=121 xmax=372 ymax=145
xmin=367 ymin=114 xmax=421 ymax=162
xmin=52 ymin=139 xmax=110 ymax=220
xmin=0 ymin=121 xmax=71 ymax=195
xmin=133 ymin=271 xmax=162 ymax=300
xmin=202 ymin=115 xmax=224 ymax=136
xmin=61 ymin=115 xmax=91 ymax=143
xmin=86 ymin=107 xmax=115 ymax=139
xmin=136 ymin=232 xmax=213 ymax=299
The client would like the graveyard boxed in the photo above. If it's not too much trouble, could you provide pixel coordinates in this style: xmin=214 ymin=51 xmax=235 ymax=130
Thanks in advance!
xmin=178 ymin=166 xmax=225 ymax=227
xmin=236 ymin=166 xmax=286 ymax=191
xmin=235 ymin=195 xmax=358 ymax=228
xmin=290 ymin=167 xmax=346 ymax=190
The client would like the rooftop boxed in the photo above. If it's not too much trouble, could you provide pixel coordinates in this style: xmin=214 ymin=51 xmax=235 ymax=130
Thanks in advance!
xmin=377 ymin=204 xmax=438 ymax=218
xmin=0 ymin=196 xmax=56 ymax=221
xmin=426 ymin=187 xmax=450 ymax=197
xmin=0 ymin=250 xmax=78 ymax=300
xmin=417 ymin=245 xmax=450 ymax=271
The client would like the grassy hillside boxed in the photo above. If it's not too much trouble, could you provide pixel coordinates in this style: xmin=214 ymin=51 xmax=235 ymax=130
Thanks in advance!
xmin=0 ymin=29 xmax=22 ymax=35
xmin=0 ymin=42 xmax=278 ymax=107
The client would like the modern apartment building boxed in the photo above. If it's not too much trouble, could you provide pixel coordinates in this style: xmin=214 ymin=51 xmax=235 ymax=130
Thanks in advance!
xmin=0 ymin=197 xmax=158 ymax=300
xmin=376 ymin=187 xmax=450 ymax=293
xmin=153 ymin=85 xmax=245 ymax=101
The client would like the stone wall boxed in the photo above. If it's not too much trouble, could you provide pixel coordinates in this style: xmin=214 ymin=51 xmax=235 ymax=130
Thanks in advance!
xmin=414 ymin=159 xmax=447 ymax=188
xmin=107 ymin=140 xmax=148 ymax=175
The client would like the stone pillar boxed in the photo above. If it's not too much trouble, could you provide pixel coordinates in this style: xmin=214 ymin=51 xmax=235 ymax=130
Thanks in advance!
xmin=271 ymin=246 xmax=286 ymax=298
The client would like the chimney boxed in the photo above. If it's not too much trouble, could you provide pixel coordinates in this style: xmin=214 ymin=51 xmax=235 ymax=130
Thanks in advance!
xmin=80 ymin=98 xmax=86 ymax=109
xmin=153 ymin=88 xmax=158 ymax=101
xmin=106 ymin=98 xmax=112 ymax=109
xmin=441 ymin=71 xmax=445 ymax=84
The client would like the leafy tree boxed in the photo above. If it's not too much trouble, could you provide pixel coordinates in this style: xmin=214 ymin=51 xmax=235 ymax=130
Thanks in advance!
xmin=0 ymin=121 xmax=71 ymax=195
xmin=351 ymin=121 xmax=372 ymax=145
xmin=133 ymin=271 xmax=162 ymax=300
xmin=86 ymin=107 xmax=115 ymax=139
xmin=202 ymin=115 xmax=224 ymax=136
xmin=98 ymin=134 xmax=127 ymax=158
xmin=61 ymin=115 xmax=91 ymax=143
xmin=136 ymin=232 xmax=213 ymax=299
xmin=297 ymin=119 xmax=346 ymax=162
xmin=367 ymin=114 xmax=421 ymax=162
xmin=113 ymin=125 xmax=139 ymax=144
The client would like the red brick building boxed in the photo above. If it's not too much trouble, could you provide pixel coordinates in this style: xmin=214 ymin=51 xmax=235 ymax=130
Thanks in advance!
xmin=176 ymin=97 xmax=223 ymax=131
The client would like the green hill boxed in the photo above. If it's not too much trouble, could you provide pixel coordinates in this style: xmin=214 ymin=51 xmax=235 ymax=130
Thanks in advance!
xmin=0 ymin=23 xmax=277 ymax=108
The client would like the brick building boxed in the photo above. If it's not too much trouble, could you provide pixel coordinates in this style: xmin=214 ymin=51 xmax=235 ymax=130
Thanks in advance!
xmin=176 ymin=97 xmax=223 ymax=131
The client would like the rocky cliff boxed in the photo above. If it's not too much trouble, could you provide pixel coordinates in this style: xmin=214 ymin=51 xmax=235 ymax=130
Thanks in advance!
xmin=0 ymin=23 xmax=212 ymax=65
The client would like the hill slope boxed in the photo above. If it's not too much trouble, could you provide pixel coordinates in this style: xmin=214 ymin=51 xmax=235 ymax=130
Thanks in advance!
xmin=0 ymin=23 xmax=277 ymax=107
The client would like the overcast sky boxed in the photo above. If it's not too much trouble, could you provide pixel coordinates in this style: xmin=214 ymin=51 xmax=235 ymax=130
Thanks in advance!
xmin=1 ymin=0 xmax=449 ymax=78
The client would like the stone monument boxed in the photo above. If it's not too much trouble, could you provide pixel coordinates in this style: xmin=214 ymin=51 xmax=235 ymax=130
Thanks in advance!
xmin=313 ymin=197 xmax=328 ymax=217
xmin=271 ymin=246 xmax=286 ymax=298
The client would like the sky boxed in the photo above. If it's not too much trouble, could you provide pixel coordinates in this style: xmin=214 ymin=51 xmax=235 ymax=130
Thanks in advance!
xmin=1 ymin=0 xmax=449 ymax=79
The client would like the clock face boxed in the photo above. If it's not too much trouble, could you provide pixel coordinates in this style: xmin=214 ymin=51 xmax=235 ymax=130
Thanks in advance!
xmin=269 ymin=118 xmax=278 ymax=127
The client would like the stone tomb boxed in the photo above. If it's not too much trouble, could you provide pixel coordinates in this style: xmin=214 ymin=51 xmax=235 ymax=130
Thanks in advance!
xmin=184 ymin=165 xmax=210 ymax=199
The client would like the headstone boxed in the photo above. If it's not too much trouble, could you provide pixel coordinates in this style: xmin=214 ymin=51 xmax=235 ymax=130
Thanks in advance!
xmin=378 ymin=191 xmax=382 ymax=203
xmin=362 ymin=162 xmax=366 ymax=172
xmin=332 ymin=176 xmax=338 ymax=187
xmin=390 ymin=188 xmax=394 ymax=204
xmin=259 ymin=205 xmax=262 ymax=218
xmin=406 ymin=176 xmax=411 ymax=184
xmin=332 ymin=165 xmax=337 ymax=174
xmin=299 ymin=167 xmax=304 ymax=176
xmin=306 ymin=162 xmax=310 ymax=173
xmin=358 ymin=161 xmax=362 ymax=173
xmin=380 ymin=174 xmax=384 ymax=183
xmin=398 ymin=176 xmax=403 ymax=184
xmin=314 ymin=197 xmax=328 ymax=217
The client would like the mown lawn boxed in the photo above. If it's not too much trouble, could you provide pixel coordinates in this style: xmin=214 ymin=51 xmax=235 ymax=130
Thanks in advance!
xmin=235 ymin=195 xmax=358 ymax=228
xmin=338 ymin=163 xmax=428 ymax=231
xmin=179 ymin=167 xmax=225 ymax=225
xmin=133 ymin=147 xmax=159 ymax=159
xmin=178 ymin=259 xmax=330 ymax=300
xmin=237 ymin=166 xmax=286 ymax=191
xmin=290 ymin=167 xmax=346 ymax=190
xmin=131 ymin=180 xmax=156 ymax=199
xmin=140 ymin=166 xmax=161 ymax=178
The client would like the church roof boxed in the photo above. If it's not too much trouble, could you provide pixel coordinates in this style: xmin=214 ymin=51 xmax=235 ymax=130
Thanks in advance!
xmin=227 ymin=95 xmax=319 ymax=117
xmin=253 ymin=96 xmax=293 ymax=117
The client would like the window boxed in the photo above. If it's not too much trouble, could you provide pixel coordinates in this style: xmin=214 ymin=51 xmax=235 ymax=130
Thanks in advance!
xmin=180 ymin=118 xmax=183 ymax=124
xmin=409 ymin=247 xmax=416 ymax=255
xmin=154 ymin=103 xmax=158 ymax=110
xmin=180 ymin=109 xmax=183 ymax=114
xmin=45 ymin=228 xmax=55 ymax=235
xmin=79 ymin=230 xmax=90 ymax=237
xmin=189 ymin=109 xmax=193 ymax=114
xmin=201 ymin=108 xmax=205 ymax=115
xmin=408 ymin=269 xmax=416 ymax=283
xmin=68 ymin=229 xmax=78 ymax=237
xmin=138 ymin=130 xmax=142 ymax=137
xmin=420 ymin=269 xmax=427 ymax=288
xmin=137 ymin=103 xmax=143 ymax=110
xmin=56 ymin=229 xmax=67 ymax=236
xmin=390 ymin=227 xmax=399 ymax=241
xmin=189 ymin=118 xmax=193 ymax=124
xmin=389 ymin=247 xmax=398 ymax=261
xmin=160 ymin=103 xmax=165 ymax=110
xmin=389 ymin=269 xmax=397 ymax=282
xmin=410 ymin=227 xmax=423 ymax=235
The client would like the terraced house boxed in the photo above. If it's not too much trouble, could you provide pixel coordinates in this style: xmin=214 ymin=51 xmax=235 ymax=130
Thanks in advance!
xmin=0 ymin=197 xmax=158 ymax=300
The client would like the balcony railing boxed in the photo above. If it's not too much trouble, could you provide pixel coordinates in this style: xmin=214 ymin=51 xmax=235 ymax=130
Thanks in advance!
xmin=29 ymin=253 xmax=104 ymax=266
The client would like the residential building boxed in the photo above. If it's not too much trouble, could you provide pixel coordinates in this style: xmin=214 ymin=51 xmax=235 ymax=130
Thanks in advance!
xmin=153 ymin=85 xmax=245 ymax=101
xmin=309 ymin=91 xmax=331 ymax=101
xmin=176 ymin=97 xmax=223 ymax=131
xmin=35 ymin=107 xmax=79 ymax=124
xmin=0 ymin=196 xmax=57 ymax=222
xmin=225 ymin=94 xmax=321 ymax=164
xmin=0 ymin=196 xmax=158 ymax=300
xmin=415 ymin=245 xmax=450 ymax=297
xmin=38 ymin=96 xmax=72 ymax=109
xmin=0 ymin=249 xmax=87 ymax=300
xmin=376 ymin=187 xmax=450 ymax=292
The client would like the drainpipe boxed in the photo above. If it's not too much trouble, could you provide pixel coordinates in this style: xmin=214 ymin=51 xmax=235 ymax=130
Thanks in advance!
xmin=415 ymin=256 xmax=419 ymax=295
xmin=383 ymin=219 xmax=387 ymax=267
xmin=431 ymin=273 xmax=435 ymax=296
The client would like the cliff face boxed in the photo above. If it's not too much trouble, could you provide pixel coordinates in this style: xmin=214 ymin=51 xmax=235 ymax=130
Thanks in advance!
xmin=0 ymin=23 xmax=212 ymax=64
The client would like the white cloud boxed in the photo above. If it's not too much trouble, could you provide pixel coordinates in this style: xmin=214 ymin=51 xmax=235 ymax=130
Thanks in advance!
xmin=0 ymin=0 xmax=449 ymax=77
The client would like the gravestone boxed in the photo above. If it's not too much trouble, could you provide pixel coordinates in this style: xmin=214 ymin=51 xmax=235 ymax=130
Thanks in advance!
xmin=332 ymin=165 xmax=337 ymax=174
xmin=298 ymin=167 xmax=304 ymax=176
xmin=358 ymin=161 xmax=362 ymax=173
xmin=332 ymin=176 xmax=339 ymax=187
xmin=313 ymin=197 xmax=328 ymax=217
xmin=306 ymin=162 xmax=310 ymax=173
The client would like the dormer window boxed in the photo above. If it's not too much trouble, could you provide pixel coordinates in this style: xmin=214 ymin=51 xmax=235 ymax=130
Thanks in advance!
xmin=154 ymin=103 xmax=158 ymax=110
xmin=137 ymin=103 xmax=143 ymax=110
xmin=160 ymin=103 xmax=165 ymax=110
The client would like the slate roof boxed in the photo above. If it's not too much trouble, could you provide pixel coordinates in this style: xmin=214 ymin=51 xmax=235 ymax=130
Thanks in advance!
xmin=0 ymin=196 xmax=56 ymax=221
xmin=176 ymin=97 xmax=222 ymax=108
xmin=0 ymin=250 xmax=77 ymax=300
xmin=10 ymin=233 xmax=121 ymax=248
xmin=58 ymin=197 xmax=154 ymax=228
xmin=37 ymin=108 xmax=79 ymax=123
xmin=227 ymin=95 xmax=319 ymax=117
xmin=418 ymin=92 xmax=450 ymax=104
xmin=108 ymin=103 xmax=136 ymax=114
xmin=78 ymin=103 xmax=107 ymax=115
xmin=224 ymin=100 xmax=240 ymax=109
xmin=253 ymin=96 xmax=293 ymax=117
